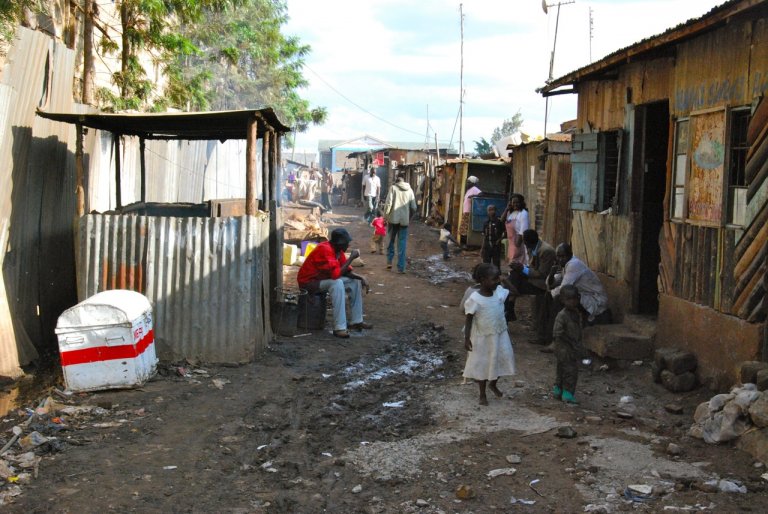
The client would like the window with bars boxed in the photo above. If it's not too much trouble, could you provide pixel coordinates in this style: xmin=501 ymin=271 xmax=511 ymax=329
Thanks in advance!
xmin=728 ymin=108 xmax=750 ymax=226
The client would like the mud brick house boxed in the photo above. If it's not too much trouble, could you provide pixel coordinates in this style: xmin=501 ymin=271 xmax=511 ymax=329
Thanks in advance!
xmin=539 ymin=0 xmax=768 ymax=387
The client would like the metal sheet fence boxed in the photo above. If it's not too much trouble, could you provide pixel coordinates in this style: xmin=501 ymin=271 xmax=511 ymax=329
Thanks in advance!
xmin=78 ymin=214 xmax=271 ymax=363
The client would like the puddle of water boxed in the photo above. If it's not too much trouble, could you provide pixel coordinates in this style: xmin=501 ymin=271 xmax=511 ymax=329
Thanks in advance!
xmin=341 ymin=347 xmax=444 ymax=390
xmin=414 ymin=255 xmax=473 ymax=285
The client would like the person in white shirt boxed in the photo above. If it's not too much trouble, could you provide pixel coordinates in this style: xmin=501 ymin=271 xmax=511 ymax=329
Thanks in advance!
xmin=362 ymin=168 xmax=381 ymax=222
xmin=548 ymin=243 xmax=612 ymax=325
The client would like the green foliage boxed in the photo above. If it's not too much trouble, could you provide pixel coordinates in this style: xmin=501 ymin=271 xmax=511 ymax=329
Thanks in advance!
xmin=490 ymin=111 xmax=524 ymax=145
xmin=0 ymin=1 xmax=43 ymax=50
xmin=473 ymin=137 xmax=493 ymax=156
xmin=178 ymin=0 xmax=326 ymax=143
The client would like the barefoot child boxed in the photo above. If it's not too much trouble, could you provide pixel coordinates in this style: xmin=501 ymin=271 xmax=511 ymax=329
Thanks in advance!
xmin=552 ymin=284 xmax=586 ymax=404
xmin=439 ymin=222 xmax=460 ymax=260
xmin=463 ymin=263 xmax=516 ymax=405
xmin=370 ymin=210 xmax=386 ymax=254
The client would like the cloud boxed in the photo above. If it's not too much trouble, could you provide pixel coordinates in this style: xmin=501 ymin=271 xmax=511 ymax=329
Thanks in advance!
xmin=286 ymin=0 xmax=725 ymax=155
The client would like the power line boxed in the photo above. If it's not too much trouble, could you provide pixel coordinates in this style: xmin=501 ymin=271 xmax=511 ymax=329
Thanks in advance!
xmin=304 ymin=64 xmax=451 ymax=143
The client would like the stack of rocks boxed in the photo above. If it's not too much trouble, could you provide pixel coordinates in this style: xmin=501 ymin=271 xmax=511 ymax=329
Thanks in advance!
xmin=652 ymin=347 xmax=698 ymax=393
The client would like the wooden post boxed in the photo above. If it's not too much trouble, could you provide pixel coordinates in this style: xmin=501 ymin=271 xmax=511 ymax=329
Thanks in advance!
xmin=139 ymin=137 xmax=146 ymax=203
xmin=268 ymin=130 xmax=278 ymax=202
xmin=75 ymin=123 xmax=85 ymax=217
xmin=114 ymin=133 xmax=122 ymax=209
xmin=262 ymin=129 xmax=271 ymax=209
xmin=246 ymin=116 xmax=258 ymax=215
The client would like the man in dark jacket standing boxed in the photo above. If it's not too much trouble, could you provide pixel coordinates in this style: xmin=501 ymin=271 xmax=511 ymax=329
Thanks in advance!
xmin=383 ymin=173 xmax=417 ymax=273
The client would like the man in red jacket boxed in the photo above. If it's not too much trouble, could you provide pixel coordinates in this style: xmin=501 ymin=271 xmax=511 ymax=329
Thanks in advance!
xmin=297 ymin=228 xmax=372 ymax=338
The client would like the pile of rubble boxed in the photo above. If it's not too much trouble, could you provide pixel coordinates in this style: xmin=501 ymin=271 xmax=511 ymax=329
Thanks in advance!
xmin=688 ymin=362 xmax=768 ymax=463
xmin=283 ymin=212 xmax=327 ymax=242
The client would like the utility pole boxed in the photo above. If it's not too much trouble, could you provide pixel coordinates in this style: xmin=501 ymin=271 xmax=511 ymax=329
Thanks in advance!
xmin=543 ymin=0 xmax=575 ymax=137
xmin=459 ymin=3 xmax=465 ymax=158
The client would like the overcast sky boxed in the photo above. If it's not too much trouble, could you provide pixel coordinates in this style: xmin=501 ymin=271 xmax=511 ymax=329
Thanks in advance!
xmin=285 ymin=0 xmax=725 ymax=155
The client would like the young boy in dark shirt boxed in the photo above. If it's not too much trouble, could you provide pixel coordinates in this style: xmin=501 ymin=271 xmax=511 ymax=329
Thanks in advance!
xmin=480 ymin=204 xmax=505 ymax=269
xmin=552 ymin=284 xmax=587 ymax=404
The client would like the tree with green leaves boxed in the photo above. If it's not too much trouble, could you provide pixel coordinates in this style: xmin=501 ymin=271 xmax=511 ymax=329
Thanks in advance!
xmin=490 ymin=111 xmax=523 ymax=145
xmin=0 ymin=1 xmax=41 ymax=51
xmin=473 ymin=137 xmax=493 ymax=157
xmin=179 ymin=0 xmax=327 ymax=144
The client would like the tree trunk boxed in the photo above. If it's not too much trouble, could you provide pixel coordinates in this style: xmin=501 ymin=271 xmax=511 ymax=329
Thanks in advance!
xmin=82 ymin=0 xmax=95 ymax=104
xmin=120 ymin=2 xmax=130 ymax=99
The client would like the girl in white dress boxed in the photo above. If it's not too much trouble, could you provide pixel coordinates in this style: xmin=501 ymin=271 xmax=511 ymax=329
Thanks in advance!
xmin=463 ymin=263 xmax=516 ymax=405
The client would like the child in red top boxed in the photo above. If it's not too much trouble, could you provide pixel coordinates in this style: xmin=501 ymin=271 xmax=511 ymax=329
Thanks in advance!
xmin=370 ymin=210 xmax=386 ymax=254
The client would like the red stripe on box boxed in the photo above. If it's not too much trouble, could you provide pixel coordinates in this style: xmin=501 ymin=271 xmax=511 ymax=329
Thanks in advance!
xmin=60 ymin=329 xmax=154 ymax=366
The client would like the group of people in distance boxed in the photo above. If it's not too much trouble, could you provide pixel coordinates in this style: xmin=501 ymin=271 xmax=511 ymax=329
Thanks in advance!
xmin=296 ymin=170 xmax=611 ymax=407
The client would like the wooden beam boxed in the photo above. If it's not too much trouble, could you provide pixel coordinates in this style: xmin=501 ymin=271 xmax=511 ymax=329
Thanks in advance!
xmin=262 ymin=129 xmax=271 ymax=209
xmin=114 ymin=133 xmax=122 ymax=209
xmin=75 ymin=123 xmax=85 ymax=217
xmin=139 ymin=137 xmax=146 ymax=203
xmin=246 ymin=116 xmax=258 ymax=215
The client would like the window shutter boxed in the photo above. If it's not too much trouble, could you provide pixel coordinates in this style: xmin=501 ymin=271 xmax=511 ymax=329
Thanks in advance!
xmin=571 ymin=133 xmax=599 ymax=210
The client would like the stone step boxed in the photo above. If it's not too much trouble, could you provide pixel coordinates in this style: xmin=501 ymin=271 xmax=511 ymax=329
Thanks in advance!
xmin=583 ymin=318 xmax=656 ymax=361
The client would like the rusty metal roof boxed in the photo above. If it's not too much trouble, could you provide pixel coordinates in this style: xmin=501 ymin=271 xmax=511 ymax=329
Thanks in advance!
xmin=539 ymin=0 xmax=762 ymax=94
xmin=36 ymin=108 xmax=290 ymax=140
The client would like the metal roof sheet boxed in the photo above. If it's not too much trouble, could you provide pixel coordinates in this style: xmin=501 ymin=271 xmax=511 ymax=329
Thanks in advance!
xmin=35 ymin=108 xmax=290 ymax=140
xmin=540 ymin=0 xmax=760 ymax=94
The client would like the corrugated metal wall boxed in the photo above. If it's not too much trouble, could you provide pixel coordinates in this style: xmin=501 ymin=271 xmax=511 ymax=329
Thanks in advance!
xmin=0 ymin=28 xmax=95 ymax=377
xmin=78 ymin=214 xmax=271 ymax=363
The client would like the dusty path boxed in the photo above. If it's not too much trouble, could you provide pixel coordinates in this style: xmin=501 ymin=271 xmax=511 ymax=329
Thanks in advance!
xmin=2 ymin=205 xmax=766 ymax=513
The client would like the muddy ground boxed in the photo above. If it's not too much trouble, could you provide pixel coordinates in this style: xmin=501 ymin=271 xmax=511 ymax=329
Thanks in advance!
xmin=1 ymin=205 xmax=767 ymax=513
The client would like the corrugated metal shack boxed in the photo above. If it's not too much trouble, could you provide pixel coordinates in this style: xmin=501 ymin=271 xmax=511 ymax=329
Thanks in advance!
xmin=36 ymin=109 xmax=289 ymax=364
xmin=508 ymin=137 xmax=573 ymax=246
xmin=539 ymin=0 xmax=768 ymax=387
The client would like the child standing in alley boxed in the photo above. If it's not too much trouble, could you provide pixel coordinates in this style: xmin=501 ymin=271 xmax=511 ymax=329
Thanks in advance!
xmin=481 ymin=204 xmax=505 ymax=269
xmin=439 ymin=222 xmax=460 ymax=260
xmin=552 ymin=284 xmax=586 ymax=404
xmin=370 ymin=210 xmax=386 ymax=254
xmin=463 ymin=263 xmax=516 ymax=405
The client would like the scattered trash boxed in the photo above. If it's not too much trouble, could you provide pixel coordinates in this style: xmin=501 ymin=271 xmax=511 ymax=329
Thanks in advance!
xmin=762 ymin=472 xmax=768 ymax=482
xmin=415 ymin=498 xmax=429 ymax=507
xmin=582 ymin=358 xmax=592 ymax=366
xmin=321 ymin=452 xmax=332 ymax=457
xmin=383 ymin=401 xmax=405 ymax=408
xmin=487 ymin=467 xmax=517 ymax=478
xmin=599 ymin=364 xmax=609 ymax=371
xmin=257 ymin=444 xmax=268 ymax=450
xmin=352 ymin=484 xmax=363 ymax=494
xmin=162 ymin=465 xmax=177 ymax=470
xmin=506 ymin=454 xmax=522 ymax=464
xmin=260 ymin=460 xmax=278 ymax=472
xmin=321 ymin=374 xmax=332 ymax=379
xmin=713 ymin=479 xmax=747 ymax=493
xmin=528 ymin=479 xmax=544 ymax=497
xmin=18 ymin=431 xmax=50 ymax=451
xmin=510 ymin=497 xmax=536 ymax=505
xmin=211 ymin=378 xmax=230 ymax=390
xmin=455 ymin=484 xmax=475 ymax=500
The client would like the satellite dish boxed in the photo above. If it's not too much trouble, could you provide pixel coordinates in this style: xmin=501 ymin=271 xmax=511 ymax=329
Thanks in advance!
xmin=542 ymin=0 xmax=548 ymax=14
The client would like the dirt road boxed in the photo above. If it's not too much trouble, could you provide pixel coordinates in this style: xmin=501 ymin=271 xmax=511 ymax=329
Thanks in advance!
xmin=2 ymin=205 xmax=766 ymax=513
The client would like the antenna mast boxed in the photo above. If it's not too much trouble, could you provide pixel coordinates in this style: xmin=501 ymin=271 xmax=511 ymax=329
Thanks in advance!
xmin=589 ymin=7 xmax=594 ymax=63
xmin=459 ymin=3 xmax=465 ymax=158
xmin=543 ymin=0 xmax=575 ymax=137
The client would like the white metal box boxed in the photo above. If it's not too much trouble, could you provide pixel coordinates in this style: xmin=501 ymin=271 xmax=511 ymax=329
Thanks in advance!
xmin=55 ymin=290 xmax=158 ymax=392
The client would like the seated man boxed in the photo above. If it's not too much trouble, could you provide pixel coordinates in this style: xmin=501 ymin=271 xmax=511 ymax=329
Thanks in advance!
xmin=507 ymin=229 xmax=556 ymax=342
xmin=548 ymin=243 xmax=612 ymax=325
xmin=297 ymin=228 xmax=372 ymax=338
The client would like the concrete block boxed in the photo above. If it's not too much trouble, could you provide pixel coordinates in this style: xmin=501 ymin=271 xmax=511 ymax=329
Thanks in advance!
xmin=739 ymin=361 xmax=768 ymax=384
xmin=749 ymin=396 xmax=768 ymax=428
xmin=736 ymin=427 xmax=768 ymax=465
xmin=654 ymin=347 xmax=677 ymax=369
xmin=661 ymin=369 xmax=697 ymax=393
xmin=757 ymin=369 xmax=768 ymax=392
xmin=583 ymin=325 xmax=654 ymax=361
xmin=651 ymin=362 xmax=663 ymax=383
xmin=665 ymin=350 xmax=697 ymax=375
